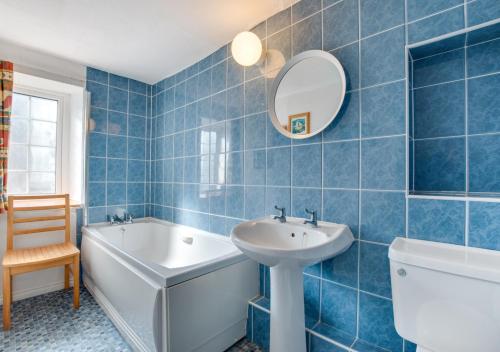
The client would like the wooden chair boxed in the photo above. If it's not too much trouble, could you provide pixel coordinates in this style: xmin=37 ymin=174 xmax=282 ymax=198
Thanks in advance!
xmin=2 ymin=194 xmax=80 ymax=330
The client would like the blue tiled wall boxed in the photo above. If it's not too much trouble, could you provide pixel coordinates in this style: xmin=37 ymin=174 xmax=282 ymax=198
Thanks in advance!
xmin=82 ymin=0 xmax=500 ymax=351
xmin=410 ymin=21 xmax=500 ymax=195
xmin=86 ymin=68 xmax=152 ymax=223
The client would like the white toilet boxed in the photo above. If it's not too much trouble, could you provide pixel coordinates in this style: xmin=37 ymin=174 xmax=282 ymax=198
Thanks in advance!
xmin=389 ymin=237 xmax=500 ymax=352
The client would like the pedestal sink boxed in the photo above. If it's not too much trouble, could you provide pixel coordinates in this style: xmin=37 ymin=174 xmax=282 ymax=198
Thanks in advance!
xmin=231 ymin=217 xmax=354 ymax=352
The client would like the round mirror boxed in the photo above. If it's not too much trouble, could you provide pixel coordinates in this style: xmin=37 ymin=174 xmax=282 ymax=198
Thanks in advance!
xmin=268 ymin=50 xmax=346 ymax=139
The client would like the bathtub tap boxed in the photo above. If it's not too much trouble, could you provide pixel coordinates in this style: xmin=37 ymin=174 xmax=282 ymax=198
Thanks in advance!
xmin=108 ymin=213 xmax=133 ymax=225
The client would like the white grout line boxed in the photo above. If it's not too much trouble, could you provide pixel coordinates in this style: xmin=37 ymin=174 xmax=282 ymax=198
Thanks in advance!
xmin=356 ymin=0 xmax=362 ymax=340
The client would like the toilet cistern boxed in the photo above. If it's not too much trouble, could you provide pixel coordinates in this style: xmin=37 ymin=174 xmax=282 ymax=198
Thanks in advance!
xmin=389 ymin=237 xmax=500 ymax=352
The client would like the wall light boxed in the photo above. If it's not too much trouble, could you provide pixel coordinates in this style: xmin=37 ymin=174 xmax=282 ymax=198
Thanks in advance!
xmin=231 ymin=31 xmax=263 ymax=66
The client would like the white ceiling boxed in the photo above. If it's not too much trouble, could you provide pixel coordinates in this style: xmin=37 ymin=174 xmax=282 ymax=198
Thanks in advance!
xmin=0 ymin=0 xmax=295 ymax=84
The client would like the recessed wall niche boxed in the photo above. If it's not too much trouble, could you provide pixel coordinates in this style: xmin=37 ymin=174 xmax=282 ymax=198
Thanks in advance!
xmin=409 ymin=20 xmax=500 ymax=197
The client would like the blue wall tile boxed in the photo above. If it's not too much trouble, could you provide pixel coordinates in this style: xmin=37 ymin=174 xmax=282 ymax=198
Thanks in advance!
xmin=469 ymin=202 xmax=500 ymax=250
xmin=408 ymin=6 xmax=464 ymax=44
xmin=245 ymin=113 xmax=267 ymax=150
xmin=87 ymin=81 xmax=108 ymax=109
xmin=90 ymin=107 xmax=107 ymax=133
xmin=88 ymin=182 xmax=105 ymax=206
xmin=87 ymin=67 xmax=109 ymax=84
xmin=413 ymin=81 xmax=465 ymax=138
xmin=321 ymin=281 xmax=357 ymax=335
xmin=323 ymin=190 xmax=359 ymax=237
xmin=265 ymin=187 xmax=291 ymax=216
xmin=109 ymin=87 xmax=128 ymax=113
xmin=323 ymin=141 xmax=359 ymax=189
xmin=467 ymin=0 xmax=500 ymax=26
xmin=361 ymin=136 xmax=405 ymax=190
xmin=359 ymin=242 xmax=392 ymax=298
xmin=89 ymin=132 xmax=107 ymax=157
xmin=292 ymin=13 xmax=322 ymax=55
xmin=361 ymin=191 xmax=405 ymax=244
xmin=304 ymin=274 xmax=320 ymax=321
xmin=407 ymin=0 xmax=462 ymax=22
xmin=323 ymin=0 xmax=359 ymax=50
xmin=253 ymin=308 xmax=270 ymax=351
xmin=226 ymin=152 xmax=244 ymax=185
xmin=267 ymin=147 xmax=291 ymax=186
xmin=361 ymin=26 xmax=405 ymax=87
xmin=360 ymin=0 xmax=404 ymax=38
xmin=467 ymin=39 xmax=500 ymax=77
xmin=362 ymin=81 xmax=405 ymax=138
xmin=268 ymin=8 xmax=291 ymax=36
xmin=245 ymin=78 xmax=266 ymax=115
xmin=330 ymin=43 xmax=359 ymax=91
xmin=107 ymin=135 xmax=127 ymax=159
xmin=292 ymin=144 xmax=322 ymax=188
xmin=108 ymin=111 xmax=127 ymax=136
xmin=245 ymin=150 xmax=266 ymax=185
xmin=245 ymin=186 xmax=266 ymax=219
xmin=292 ymin=0 xmax=321 ymax=22
xmin=310 ymin=334 xmax=347 ymax=352
xmin=128 ymin=116 xmax=146 ymax=138
xmin=322 ymin=241 xmax=358 ymax=288
xmin=88 ymin=157 xmax=106 ymax=182
xmin=469 ymin=134 xmax=500 ymax=193
xmin=107 ymin=182 xmax=126 ymax=205
xmin=414 ymin=137 xmax=465 ymax=192
xmin=292 ymin=187 xmax=322 ymax=218
xmin=408 ymin=198 xmax=465 ymax=244
xmin=323 ymin=92 xmax=359 ymax=142
xmin=412 ymin=49 xmax=464 ymax=88
xmin=467 ymin=74 xmax=500 ymax=135
xmin=107 ymin=158 xmax=126 ymax=181
xmin=359 ymin=293 xmax=402 ymax=351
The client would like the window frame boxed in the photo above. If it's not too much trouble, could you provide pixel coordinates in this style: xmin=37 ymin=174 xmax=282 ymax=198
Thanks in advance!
xmin=10 ymin=84 xmax=70 ymax=195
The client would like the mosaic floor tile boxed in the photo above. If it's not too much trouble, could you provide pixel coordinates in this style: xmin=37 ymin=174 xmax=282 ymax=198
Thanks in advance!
xmin=0 ymin=287 xmax=260 ymax=352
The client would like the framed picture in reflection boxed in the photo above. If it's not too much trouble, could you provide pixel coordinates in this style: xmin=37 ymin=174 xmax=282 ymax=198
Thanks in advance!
xmin=288 ymin=112 xmax=310 ymax=135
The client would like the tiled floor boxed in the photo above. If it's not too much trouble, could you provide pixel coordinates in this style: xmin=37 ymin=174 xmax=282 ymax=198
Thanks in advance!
xmin=0 ymin=287 xmax=261 ymax=351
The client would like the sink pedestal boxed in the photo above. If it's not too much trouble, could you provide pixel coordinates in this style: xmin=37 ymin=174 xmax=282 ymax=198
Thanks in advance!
xmin=270 ymin=264 xmax=306 ymax=352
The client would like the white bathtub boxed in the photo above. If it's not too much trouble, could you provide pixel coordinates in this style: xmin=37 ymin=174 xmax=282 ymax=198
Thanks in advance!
xmin=81 ymin=218 xmax=259 ymax=352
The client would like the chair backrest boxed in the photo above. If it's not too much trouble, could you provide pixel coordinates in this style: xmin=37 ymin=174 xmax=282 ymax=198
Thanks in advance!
xmin=7 ymin=194 xmax=70 ymax=250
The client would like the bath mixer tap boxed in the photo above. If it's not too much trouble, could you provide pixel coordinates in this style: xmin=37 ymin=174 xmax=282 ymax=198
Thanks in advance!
xmin=273 ymin=205 xmax=287 ymax=223
xmin=108 ymin=214 xmax=124 ymax=225
xmin=124 ymin=213 xmax=133 ymax=224
xmin=108 ymin=213 xmax=133 ymax=225
xmin=304 ymin=208 xmax=318 ymax=227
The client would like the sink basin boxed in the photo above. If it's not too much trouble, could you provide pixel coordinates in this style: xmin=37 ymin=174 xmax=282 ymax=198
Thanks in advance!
xmin=231 ymin=216 xmax=354 ymax=352
xmin=231 ymin=217 xmax=354 ymax=267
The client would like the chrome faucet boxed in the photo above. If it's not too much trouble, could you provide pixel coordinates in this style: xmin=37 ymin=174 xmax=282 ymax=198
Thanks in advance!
xmin=108 ymin=214 xmax=123 ymax=225
xmin=108 ymin=213 xmax=133 ymax=225
xmin=273 ymin=205 xmax=287 ymax=223
xmin=304 ymin=208 xmax=318 ymax=227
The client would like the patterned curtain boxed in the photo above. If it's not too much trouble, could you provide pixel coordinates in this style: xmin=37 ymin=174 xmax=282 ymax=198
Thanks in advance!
xmin=0 ymin=61 xmax=13 ymax=212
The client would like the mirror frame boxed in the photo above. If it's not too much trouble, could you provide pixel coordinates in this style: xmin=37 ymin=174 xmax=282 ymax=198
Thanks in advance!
xmin=268 ymin=50 xmax=347 ymax=139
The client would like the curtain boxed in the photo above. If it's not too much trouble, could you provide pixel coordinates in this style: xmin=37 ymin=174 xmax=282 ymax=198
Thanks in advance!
xmin=0 ymin=61 xmax=13 ymax=212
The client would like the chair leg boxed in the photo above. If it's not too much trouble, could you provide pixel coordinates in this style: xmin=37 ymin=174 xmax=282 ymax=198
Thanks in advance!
xmin=64 ymin=264 xmax=70 ymax=289
xmin=3 ymin=268 xmax=11 ymax=330
xmin=9 ymin=275 xmax=14 ymax=303
xmin=73 ymin=254 xmax=80 ymax=309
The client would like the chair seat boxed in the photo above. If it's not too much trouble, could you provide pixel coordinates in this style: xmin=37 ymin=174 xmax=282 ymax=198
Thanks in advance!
xmin=2 ymin=242 xmax=79 ymax=268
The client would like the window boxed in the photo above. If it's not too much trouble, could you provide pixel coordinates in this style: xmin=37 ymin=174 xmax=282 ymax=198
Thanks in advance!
xmin=9 ymin=88 xmax=63 ymax=194
xmin=7 ymin=72 xmax=86 ymax=203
